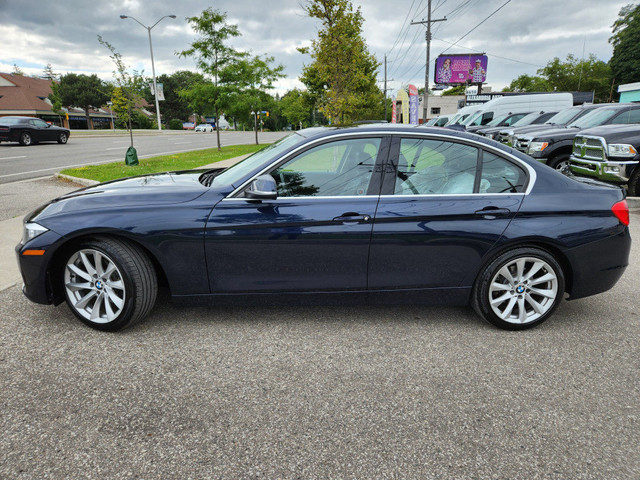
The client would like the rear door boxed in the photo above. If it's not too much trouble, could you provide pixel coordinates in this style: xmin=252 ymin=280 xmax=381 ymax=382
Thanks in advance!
xmin=368 ymin=134 xmax=528 ymax=290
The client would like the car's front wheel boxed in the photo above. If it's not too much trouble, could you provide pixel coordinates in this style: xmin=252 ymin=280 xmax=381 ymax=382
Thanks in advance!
xmin=19 ymin=131 xmax=32 ymax=146
xmin=62 ymin=237 xmax=157 ymax=331
xmin=472 ymin=247 xmax=565 ymax=330
xmin=57 ymin=132 xmax=68 ymax=144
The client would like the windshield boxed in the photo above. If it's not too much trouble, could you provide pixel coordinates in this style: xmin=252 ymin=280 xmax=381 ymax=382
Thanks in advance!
xmin=212 ymin=133 xmax=303 ymax=187
xmin=485 ymin=114 xmax=508 ymax=127
xmin=569 ymin=108 xmax=617 ymax=129
xmin=461 ymin=111 xmax=482 ymax=126
xmin=546 ymin=107 xmax=582 ymax=126
xmin=425 ymin=118 xmax=438 ymax=126
xmin=511 ymin=112 xmax=540 ymax=127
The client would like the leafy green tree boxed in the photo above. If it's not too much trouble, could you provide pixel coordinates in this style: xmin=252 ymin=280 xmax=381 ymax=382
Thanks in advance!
xmin=49 ymin=72 xmax=110 ymax=130
xmin=281 ymin=89 xmax=311 ymax=129
xmin=502 ymin=74 xmax=550 ymax=93
xmin=179 ymin=8 xmax=246 ymax=150
xmin=442 ymin=84 xmax=467 ymax=96
xmin=98 ymin=36 xmax=147 ymax=142
xmin=609 ymin=3 xmax=640 ymax=87
xmin=142 ymin=70 xmax=205 ymax=122
xmin=230 ymin=55 xmax=285 ymax=143
xmin=300 ymin=0 xmax=381 ymax=124
xmin=42 ymin=64 xmax=58 ymax=81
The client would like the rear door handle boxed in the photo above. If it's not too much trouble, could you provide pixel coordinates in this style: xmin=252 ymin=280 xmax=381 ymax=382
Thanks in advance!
xmin=474 ymin=207 xmax=511 ymax=218
xmin=333 ymin=212 xmax=371 ymax=224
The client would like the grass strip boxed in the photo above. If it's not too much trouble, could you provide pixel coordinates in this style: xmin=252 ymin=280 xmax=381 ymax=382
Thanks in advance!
xmin=60 ymin=144 xmax=265 ymax=183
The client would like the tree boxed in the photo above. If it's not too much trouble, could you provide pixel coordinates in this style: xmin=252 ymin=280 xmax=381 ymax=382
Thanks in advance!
xmin=98 ymin=35 xmax=146 ymax=145
xmin=502 ymin=74 xmax=550 ymax=93
xmin=179 ymin=8 xmax=245 ymax=150
xmin=230 ymin=55 xmax=285 ymax=143
xmin=503 ymin=54 xmax=612 ymax=102
xmin=12 ymin=64 xmax=24 ymax=76
xmin=609 ymin=3 xmax=640 ymax=87
xmin=49 ymin=73 xmax=110 ymax=130
xmin=300 ymin=0 xmax=381 ymax=124
xmin=442 ymin=84 xmax=467 ymax=96
xmin=42 ymin=64 xmax=58 ymax=81
xmin=281 ymin=89 xmax=311 ymax=129
xmin=142 ymin=70 xmax=205 ymax=122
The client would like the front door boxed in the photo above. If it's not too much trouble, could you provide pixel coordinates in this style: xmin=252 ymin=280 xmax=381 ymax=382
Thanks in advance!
xmin=205 ymin=135 xmax=389 ymax=293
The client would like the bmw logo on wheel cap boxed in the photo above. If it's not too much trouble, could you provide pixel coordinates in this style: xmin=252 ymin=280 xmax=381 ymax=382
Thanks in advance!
xmin=516 ymin=285 xmax=525 ymax=294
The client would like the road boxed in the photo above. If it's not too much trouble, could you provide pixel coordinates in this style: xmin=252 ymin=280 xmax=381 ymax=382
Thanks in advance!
xmin=0 ymin=130 xmax=288 ymax=184
xmin=1 ymin=212 xmax=638 ymax=478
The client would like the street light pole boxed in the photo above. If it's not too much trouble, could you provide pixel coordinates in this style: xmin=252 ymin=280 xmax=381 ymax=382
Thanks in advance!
xmin=120 ymin=14 xmax=176 ymax=132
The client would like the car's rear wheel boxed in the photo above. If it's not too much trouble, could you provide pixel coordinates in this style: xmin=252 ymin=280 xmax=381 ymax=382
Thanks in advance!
xmin=19 ymin=131 xmax=32 ymax=146
xmin=62 ymin=237 xmax=157 ymax=331
xmin=472 ymin=247 xmax=565 ymax=330
xmin=57 ymin=132 xmax=68 ymax=144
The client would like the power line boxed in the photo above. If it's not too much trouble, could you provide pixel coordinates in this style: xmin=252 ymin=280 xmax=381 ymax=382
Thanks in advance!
xmin=441 ymin=0 xmax=512 ymax=54
xmin=386 ymin=0 xmax=419 ymax=56
xmin=433 ymin=36 xmax=545 ymax=67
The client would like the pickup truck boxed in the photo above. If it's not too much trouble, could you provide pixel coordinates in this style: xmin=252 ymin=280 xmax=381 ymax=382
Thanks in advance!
xmin=513 ymin=103 xmax=640 ymax=171
xmin=569 ymin=124 xmax=640 ymax=195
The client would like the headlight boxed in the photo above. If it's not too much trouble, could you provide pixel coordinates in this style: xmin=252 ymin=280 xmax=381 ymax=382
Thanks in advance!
xmin=608 ymin=144 xmax=637 ymax=157
xmin=528 ymin=141 xmax=549 ymax=154
xmin=22 ymin=222 xmax=48 ymax=244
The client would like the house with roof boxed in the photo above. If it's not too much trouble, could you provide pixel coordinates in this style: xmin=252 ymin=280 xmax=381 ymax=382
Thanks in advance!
xmin=0 ymin=73 xmax=117 ymax=129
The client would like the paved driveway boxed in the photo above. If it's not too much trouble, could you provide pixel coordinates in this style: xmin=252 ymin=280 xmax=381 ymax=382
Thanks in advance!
xmin=1 ymin=214 xmax=638 ymax=479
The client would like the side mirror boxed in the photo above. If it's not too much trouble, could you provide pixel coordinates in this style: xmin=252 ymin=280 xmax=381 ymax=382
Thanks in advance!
xmin=245 ymin=174 xmax=277 ymax=200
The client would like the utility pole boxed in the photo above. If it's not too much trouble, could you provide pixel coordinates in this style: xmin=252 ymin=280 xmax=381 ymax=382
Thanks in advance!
xmin=411 ymin=1 xmax=446 ymax=123
xmin=384 ymin=55 xmax=387 ymax=121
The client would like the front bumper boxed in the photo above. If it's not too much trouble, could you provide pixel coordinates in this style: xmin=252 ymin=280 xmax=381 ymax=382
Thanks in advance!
xmin=569 ymin=155 xmax=639 ymax=183
xmin=15 ymin=229 xmax=65 ymax=305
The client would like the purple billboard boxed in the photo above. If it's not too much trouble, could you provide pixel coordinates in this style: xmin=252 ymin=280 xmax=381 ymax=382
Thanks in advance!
xmin=434 ymin=54 xmax=488 ymax=84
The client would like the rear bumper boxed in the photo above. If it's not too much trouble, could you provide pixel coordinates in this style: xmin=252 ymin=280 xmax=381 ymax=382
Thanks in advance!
xmin=564 ymin=227 xmax=631 ymax=300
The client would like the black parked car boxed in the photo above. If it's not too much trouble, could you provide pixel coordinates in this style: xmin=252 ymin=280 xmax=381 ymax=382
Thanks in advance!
xmin=16 ymin=126 xmax=630 ymax=332
xmin=514 ymin=103 xmax=640 ymax=171
xmin=0 ymin=116 xmax=70 ymax=146
xmin=476 ymin=111 xmax=557 ymax=139
xmin=496 ymin=103 xmax=609 ymax=145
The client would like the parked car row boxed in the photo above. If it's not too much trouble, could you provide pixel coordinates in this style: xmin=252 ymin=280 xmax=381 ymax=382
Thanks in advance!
xmin=465 ymin=102 xmax=640 ymax=194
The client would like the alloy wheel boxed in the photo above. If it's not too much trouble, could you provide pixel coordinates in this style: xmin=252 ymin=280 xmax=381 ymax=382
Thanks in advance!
xmin=64 ymin=248 xmax=126 ymax=323
xmin=488 ymin=256 xmax=558 ymax=325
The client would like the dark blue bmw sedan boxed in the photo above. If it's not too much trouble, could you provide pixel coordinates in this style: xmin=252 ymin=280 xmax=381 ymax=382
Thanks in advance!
xmin=16 ymin=126 xmax=631 ymax=331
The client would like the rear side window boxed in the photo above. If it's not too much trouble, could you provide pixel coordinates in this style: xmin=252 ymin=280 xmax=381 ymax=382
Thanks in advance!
xmin=393 ymin=138 xmax=527 ymax=195
xmin=480 ymin=152 xmax=527 ymax=193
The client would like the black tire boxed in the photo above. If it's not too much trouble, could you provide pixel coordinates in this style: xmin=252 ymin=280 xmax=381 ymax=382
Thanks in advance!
xmin=62 ymin=237 xmax=157 ymax=331
xmin=471 ymin=247 xmax=565 ymax=330
xmin=627 ymin=167 xmax=640 ymax=197
xmin=19 ymin=131 xmax=32 ymax=146
xmin=57 ymin=132 xmax=68 ymax=144
xmin=547 ymin=153 xmax=571 ymax=172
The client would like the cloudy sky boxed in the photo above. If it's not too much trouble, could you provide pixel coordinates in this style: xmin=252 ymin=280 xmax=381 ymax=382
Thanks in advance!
xmin=0 ymin=0 xmax=630 ymax=96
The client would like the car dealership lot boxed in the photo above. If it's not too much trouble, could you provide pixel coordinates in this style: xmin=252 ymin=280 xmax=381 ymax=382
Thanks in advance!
xmin=1 ymin=212 xmax=638 ymax=478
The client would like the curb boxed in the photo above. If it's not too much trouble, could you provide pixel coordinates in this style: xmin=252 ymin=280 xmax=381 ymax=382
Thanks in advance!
xmin=55 ymin=173 xmax=100 ymax=187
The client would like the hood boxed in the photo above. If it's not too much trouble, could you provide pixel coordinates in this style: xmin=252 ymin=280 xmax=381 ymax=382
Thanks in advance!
xmin=577 ymin=124 xmax=640 ymax=143
xmin=29 ymin=170 xmax=216 ymax=221
xmin=525 ymin=126 xmax=579 ymax=142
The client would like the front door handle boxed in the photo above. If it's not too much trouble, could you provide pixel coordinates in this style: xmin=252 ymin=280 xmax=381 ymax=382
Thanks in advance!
xmin=475 ymin=206 xmax=511 ymax=218
xmin=333 ymin=212 xmax=371 ymax=224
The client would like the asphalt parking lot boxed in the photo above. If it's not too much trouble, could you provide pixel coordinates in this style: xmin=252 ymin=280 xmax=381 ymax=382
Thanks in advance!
xmin=1 ymin=213 xmax=639 ymax=479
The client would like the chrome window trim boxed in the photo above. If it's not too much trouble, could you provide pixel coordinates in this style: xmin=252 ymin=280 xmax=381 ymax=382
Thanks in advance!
xmin=223 ymin=130 xmax=537 ymax=200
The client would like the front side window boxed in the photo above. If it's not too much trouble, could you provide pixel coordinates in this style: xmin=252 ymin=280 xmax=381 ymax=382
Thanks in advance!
xmin=394 ymin=139 xmax=478 ymax=195
xmin=272 ymin=137 xmax=381 ymax=197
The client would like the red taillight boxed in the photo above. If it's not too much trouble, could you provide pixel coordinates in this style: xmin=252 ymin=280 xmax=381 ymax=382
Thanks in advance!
xmin=612 ymin=200 xmax=629 ymax=226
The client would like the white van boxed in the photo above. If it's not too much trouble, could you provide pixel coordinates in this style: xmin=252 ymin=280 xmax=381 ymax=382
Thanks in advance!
xmin=461 ymin=93 xmax=573 ymax=128
xmin=444 ymin=105 xmax=478 ymax=126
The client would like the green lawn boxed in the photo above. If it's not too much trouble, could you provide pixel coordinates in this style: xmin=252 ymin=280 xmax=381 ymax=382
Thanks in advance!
xmin=60 ymin=144 xmax=265 ymax=183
